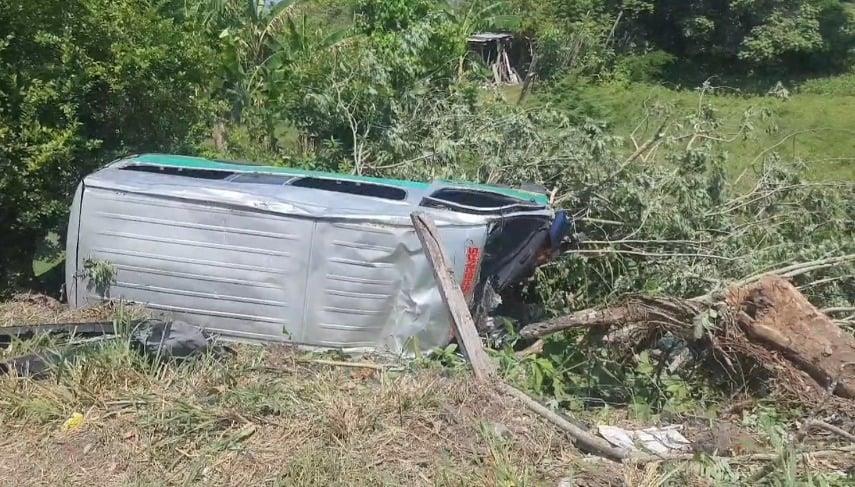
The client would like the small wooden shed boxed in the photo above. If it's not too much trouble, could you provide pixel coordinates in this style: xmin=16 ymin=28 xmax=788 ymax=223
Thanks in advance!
xmin=468 ymin=32 xmax=521 ymax=84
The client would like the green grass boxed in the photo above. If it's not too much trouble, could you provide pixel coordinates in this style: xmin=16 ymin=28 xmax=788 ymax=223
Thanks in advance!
xmin=32 ymin=232 xmax=63 ymax=277
xmin=571 ymin=80 xmax=855 ymax=181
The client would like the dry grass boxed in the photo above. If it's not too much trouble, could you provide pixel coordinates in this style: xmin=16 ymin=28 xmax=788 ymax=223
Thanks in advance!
xmin=0 ymin=293 xmax=115 ymax=327
xmin=1 ymin=298 xmax=854 ymax=486
xmin=0 ymin=344 xmax=602 ymax=486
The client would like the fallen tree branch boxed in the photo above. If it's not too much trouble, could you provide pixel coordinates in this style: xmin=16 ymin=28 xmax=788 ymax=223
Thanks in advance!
xmin=412 ymin=212 xmax=496 ymax=381
xmin=802 ymin=419 xmax=855 ymax=444
xmin=581 ymin=238 xmax=714 ymax=246
xmin=520 ymin=297 xmax=703 ymax=340
xmin=730 ymin=254 xmax=855 ymax=289
xmin=520 ymin=306 xmax=631 ymax=339
xmin=497 ymin=382 xmax=631 ymax=461
xmin=575 ymin=217 xmax=625 ymax=226
xmin=617 ymin=118 xmax=670 ymax=170
xmin=747 ymin=129 xmax=855 ymax=168
xmin=798 ymin=275 xmax=852 ymax=290
xmin=823 ymin=307 xmax=855 ymax=315
xmin=296 ymin=358 xmax=397 ymax=371
xmin=515 ymin=339 xmax=544 ymax=358
xmin=708 ymin=182 xmax=851 ymax=217
xmin=567 ymin=248 xmax=735 ymax=261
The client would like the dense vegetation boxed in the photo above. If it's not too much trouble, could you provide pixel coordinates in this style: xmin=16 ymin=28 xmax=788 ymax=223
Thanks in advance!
xmin=1 ymin=0 xmax=852 ymax=288
xmin=510 ymin=0 xmax=855 ymax=74
xmin=1 ymin=0 xmax=853 ymax=424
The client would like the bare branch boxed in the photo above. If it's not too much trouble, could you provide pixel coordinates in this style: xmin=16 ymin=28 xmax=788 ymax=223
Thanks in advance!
xmin=802 ymin=419 xmax=855 ymax=444
xmin=729 ymin=254 xmax=855 ymax=289
xmin=749 ymin=128 xmax=855 ymax=167
xmin=628 ymin=445 xmax=855 ymax=465
xmin=567 ymin=248 xmax=736 ymax=261
xmin=823 ymin=307 xmax=855 ymax=315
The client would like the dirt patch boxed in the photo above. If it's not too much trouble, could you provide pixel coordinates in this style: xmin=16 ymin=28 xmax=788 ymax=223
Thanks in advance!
xmin=0 ymin=293 xmax=115 ymax=327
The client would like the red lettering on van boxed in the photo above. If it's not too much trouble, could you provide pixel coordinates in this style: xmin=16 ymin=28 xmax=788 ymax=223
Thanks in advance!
xmin=461 ymin=245 xmax=482 ymax=298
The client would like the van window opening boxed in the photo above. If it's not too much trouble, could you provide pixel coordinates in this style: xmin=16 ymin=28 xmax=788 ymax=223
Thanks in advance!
xmin=290 ymin=177 xmax=407 ymax=201
xmin=420 ymin=188 xmax=543 ymax=214
xmin=427 ymin=188 xmax=531 ymax=208
xmin=228 ymin=173 xmax=296 ymax=185
xmin=122 ymin=165 xmax=233 ymax=180
xmin=120 ymin=165 xmax=407 ymax=200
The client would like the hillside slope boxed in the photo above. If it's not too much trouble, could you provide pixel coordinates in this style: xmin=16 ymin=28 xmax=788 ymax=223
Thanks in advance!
xmin=575 ymin=81 xmax=855 ymax=181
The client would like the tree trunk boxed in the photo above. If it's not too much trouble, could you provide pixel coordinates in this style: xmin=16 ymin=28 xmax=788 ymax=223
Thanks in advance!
xmin=728 ymin=277 xmax=855 ymax=398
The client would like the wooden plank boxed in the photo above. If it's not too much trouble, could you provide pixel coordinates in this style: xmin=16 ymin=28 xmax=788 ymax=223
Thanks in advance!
xmin=0 ymin=321 xmax=116 ymax=348
xmin=411 ymin=212 xmax=496 ymax=381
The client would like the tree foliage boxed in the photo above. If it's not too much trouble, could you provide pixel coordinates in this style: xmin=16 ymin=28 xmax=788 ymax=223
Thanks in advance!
xmin=0 ymin=0 xmax=852 ymax=333
xmin=502 ymin=0 xmax=855 ymax=78
xmin=632 ymin=0 xmax=854 ymax=70
xmin=0 ymin=0 xmax=217 ymax=289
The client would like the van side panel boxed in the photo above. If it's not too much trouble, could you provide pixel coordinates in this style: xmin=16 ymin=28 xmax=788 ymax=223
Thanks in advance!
xmin=65 ymin=183 xmax=84 ymax=307
xmin=71 ymin=185 xmax=490 ymax=351
xmin=303 ymin=221 xmax=488 ymax=351
xmin=75 ymin=187 xmax=311 ymax=341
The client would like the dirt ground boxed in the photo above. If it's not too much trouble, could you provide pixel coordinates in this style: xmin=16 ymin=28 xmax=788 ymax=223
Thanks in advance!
xmin=728 ymin=276 xmax=855 ymax=399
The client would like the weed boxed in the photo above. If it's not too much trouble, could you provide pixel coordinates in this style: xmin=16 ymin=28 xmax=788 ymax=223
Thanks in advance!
xmin=417 ymin=343 xmax=468 ymax=372
xmin=271 ymin=445 xmax=394 ymax=486
xmin=219 ymin=382 xmax=298 ymax=417
xmin=477 ymin=421 xmax=536 ymax=487
xmin=82 ymin=258 xmax=116 ymax=299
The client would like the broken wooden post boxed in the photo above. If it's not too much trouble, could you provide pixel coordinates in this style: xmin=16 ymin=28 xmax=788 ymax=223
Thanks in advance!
xmin=411 ymin=212 xmax=496 ymax=381
xmin=412 ymin=212 xmax=635 ymax=461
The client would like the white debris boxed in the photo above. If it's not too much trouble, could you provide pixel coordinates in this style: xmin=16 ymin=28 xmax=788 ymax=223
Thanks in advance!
xmin=597 ymin=424 xmax=691 ymax=456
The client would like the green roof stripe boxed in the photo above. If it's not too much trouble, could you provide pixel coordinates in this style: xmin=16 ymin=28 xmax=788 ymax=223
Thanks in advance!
xmin=130 ymin=154 xmax=549 ymax=205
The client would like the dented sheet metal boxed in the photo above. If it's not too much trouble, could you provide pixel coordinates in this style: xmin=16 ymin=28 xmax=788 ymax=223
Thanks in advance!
xmin=66 ymin=155 xmax=558 ymax=353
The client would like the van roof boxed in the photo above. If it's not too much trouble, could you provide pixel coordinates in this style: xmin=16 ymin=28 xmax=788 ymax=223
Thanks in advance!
xmin=124 ymin=153 xmax=550 ymax=205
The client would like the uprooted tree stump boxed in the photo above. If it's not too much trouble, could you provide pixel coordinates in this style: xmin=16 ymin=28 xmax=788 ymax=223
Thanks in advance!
xmin=520 ymin=276 xmax=855 ymax=402
xmin=728 ymin=278 xmax=855 ymax=399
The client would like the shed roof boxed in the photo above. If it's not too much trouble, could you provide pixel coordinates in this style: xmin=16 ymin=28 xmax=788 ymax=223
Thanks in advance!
xmin=468 ymin=32 xmax=514 ymax=43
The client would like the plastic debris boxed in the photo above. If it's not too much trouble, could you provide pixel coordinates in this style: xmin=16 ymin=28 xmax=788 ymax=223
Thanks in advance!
xmin=131 ymin=319 xmax=211 ymax=360
xmin=62 ymin=412 xmax=85 ymax=432
xmin=597 ymin=424 xmax=691 ymax=456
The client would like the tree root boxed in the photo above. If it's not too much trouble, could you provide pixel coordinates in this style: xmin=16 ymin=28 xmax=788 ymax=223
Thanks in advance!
xmin=519 ymin=275 xmax=855 ymax=404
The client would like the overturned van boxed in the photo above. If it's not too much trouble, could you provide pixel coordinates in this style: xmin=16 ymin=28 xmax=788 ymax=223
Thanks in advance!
xmin=66 ymin=154 xmax=568 ymax=352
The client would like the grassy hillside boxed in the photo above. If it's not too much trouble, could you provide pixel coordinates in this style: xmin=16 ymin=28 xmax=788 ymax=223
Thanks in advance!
xmin=569 ymin=76 xmax=855 ymax=181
